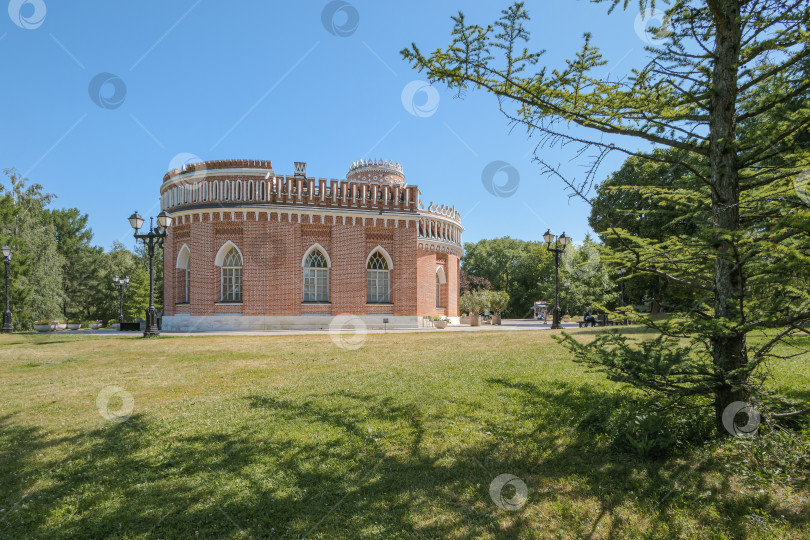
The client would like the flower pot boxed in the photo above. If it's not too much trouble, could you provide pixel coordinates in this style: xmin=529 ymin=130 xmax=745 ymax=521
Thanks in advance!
xmin=492 ymin=314 xmax=501 ymax=325
xmin=460 ymin=315 xmax=470 ymax=325
xmin=434 ymin=320 xmax=448 ymax=329
xmin=67 ymin=323 xmax=82 ymax=330
xmin=56 ymin=323 xmax=67 ymax=330
xmin=33 ymin=324 xmax=55 ymax=332
xmin=89 ymin=323 xmax=102 ymax=330
xmin=470 ymin=315 xmax=481 ymax=327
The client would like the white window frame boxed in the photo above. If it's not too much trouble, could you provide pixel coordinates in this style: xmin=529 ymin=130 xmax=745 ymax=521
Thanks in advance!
xmin=215 ymin=241 xmax=243 ymax=303
xmin=302 ymin=244 xmax=331 ymax=303
xmin=436 ymin=266 xmax=447 ymax=308
xmin=176 ymin=244 xmax=191 ymax=304
xmin=366 ymin=248 xmax=393 ymax=304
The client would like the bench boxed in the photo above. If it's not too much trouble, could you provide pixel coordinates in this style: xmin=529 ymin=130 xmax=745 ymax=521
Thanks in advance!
xmin=575 ymin=314 xmax=632 ymax=328
xmin=119 ymin=322 xmax=141 ymax=331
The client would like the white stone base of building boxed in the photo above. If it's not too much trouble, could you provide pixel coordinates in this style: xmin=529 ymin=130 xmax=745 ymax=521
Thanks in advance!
xmin=162 ymin=314 xmax=425 ymax=332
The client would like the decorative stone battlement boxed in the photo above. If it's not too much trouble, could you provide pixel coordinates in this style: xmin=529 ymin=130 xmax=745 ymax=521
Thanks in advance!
xmin=163 ymin=159 xmax=274 ymax=183
xmin=346 ymin=158 xmax=405 ymax=186
xmin=421 ymin=201 xmax=462 ymax=223
xmin=349 ymin=158 xmax=403 ymax=173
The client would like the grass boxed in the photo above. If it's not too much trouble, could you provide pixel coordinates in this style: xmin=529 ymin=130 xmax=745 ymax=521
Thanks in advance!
xmin=0 ymin=328 xmax=808 ymax=539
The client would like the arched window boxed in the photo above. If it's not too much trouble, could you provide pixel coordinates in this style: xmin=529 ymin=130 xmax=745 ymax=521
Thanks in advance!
xmin=176 ymin=244 xmax=191 ymax=303
xmin=302 ymin=246 xmax=329 ymax=302
xmin=215 ymin=244 xmax=242 ymax=302
xmin=366 ymin=249 xmax=391 ymax=303
xmin=436 ymin=266 xmax=447 ymax=308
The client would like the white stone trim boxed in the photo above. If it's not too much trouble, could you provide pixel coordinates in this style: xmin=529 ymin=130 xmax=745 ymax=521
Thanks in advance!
xmin=366 ymin=245 xmax=393 ymax=270
xmin=162 ymin=314 xmax=420 ymax=331
xmin=436 ymin=265 xmax=447 ymax=284
xmin=214 ymin=240 xmax=242 ymax=267
xmin=301 ymin=243 xmax=332 ymax=268
xmin=176 ymin=244 xmax=191 ymax=269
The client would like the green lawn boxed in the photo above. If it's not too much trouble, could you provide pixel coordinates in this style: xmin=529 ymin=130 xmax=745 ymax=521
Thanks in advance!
xmin=0 ymin=329 xmax=808 ymax=539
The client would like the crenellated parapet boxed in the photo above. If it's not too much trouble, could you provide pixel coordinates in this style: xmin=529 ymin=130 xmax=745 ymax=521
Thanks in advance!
xmin=160 ymin=160 xmax=422 ymax=215
xmin=159 ymin=159 xmax=463 ymax=256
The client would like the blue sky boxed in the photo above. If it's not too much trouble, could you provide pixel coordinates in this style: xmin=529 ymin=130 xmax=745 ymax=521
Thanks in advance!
xmin=1 ymin=0 xmax=661 ymax=251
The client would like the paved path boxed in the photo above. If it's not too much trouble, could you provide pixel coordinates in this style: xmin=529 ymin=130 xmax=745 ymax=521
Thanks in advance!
xmin=21 ymin=319 xmax=583 ymax=337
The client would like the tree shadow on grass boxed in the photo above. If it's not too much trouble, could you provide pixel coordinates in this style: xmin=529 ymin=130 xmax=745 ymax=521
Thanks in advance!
xmin=0 ymin=382 xmax=807 ymax=539
xmin=484 ymin=378 xmax=810 ymax=538
xmin=0 ymin=402 xmax=533 ymax=538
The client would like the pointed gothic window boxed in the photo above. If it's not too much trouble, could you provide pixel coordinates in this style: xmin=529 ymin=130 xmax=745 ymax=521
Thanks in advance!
xmin=366 ymin=251 xmax=390 ymax=303
xmin=303 ymin=248 xmax=329 ymax=302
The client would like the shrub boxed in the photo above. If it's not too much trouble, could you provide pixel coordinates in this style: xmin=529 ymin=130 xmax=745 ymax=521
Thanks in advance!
xmin=460 ymin=290 xmax=488 ymax=315
xmin=578 ymin=392 xmax=714 ymax=458
xmin=487 ymin=290 xmax=509 ymax=315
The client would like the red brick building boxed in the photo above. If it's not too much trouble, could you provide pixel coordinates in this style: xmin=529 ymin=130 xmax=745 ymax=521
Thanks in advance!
xmin=160 ymin=159 xmax=463 ymax=331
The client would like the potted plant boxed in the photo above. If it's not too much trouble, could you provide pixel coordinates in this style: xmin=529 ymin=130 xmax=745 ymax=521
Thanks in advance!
xmin=459 ymin=292 xmax=472 ymax=325
xmin=467 ymin=290 xmax=489 ymax=327
xmin=432 ymin=315 xmax=449 ymax=329
xmin=88 ymin=320 xmax=103 ymax=330
xmin=67 ymin=320 xmax=82 ymax=330
xmin=107 ymin=319 xmax=119 ymax=330
xmin=33 ymin=320 xmax=56 ymax=332
xmin=459 ymin=291 xmax=480 ymax=326
xmin=487 ymin=290 xmax=509 ymax=325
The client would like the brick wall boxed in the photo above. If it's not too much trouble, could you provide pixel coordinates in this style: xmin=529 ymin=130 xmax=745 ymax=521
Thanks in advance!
xmin=164 ymin=213 xmax=459 ymax=318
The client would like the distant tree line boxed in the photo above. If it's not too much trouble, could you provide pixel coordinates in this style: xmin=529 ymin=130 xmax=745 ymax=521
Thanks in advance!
xmin=0 ymin=168 xmax=162 ymax=330
xmin=461 ymin=235 xmax=617 ymax=319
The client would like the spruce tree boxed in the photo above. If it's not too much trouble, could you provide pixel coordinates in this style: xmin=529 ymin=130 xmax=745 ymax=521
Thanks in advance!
xmin=402 ymin=1 xmax=810 ymax=432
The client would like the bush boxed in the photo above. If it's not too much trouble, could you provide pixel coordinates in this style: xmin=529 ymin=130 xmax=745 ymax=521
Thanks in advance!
xmin=487 ymin=290 xmax=509 ymax=315
xmin=578 ymin=392 xmax=714 ymax=458
xmin=459 ymin=290 xmax=489 ymax=315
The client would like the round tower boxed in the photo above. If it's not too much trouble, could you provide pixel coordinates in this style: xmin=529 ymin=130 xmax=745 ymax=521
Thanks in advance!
xmin=346 ymin=158 xmax=405 ymax=186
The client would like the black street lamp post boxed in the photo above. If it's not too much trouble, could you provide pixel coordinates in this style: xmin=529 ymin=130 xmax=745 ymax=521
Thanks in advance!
xmin=2 ymin=245 xmax=12 ymax=333
xmin=129 ymin=210 xmax=172 ymax=337
xmin=113 ymin=275 xmax=130 ymax=325
xmin=617 ymin=267 xmax=626 ymax=307
xmin=544 ymin=229 xmax=570 ymax=330
xmin=564 ymin=280 xmax=570 ymax=316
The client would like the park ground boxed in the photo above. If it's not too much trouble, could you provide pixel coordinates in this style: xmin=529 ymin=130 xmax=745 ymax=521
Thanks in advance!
xmin=0 ymin=328 xmax=809 ymax=539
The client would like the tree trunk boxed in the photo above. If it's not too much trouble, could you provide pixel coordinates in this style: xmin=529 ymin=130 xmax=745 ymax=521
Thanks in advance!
xmin=709 ymin=0 xmax=748 ymax=434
